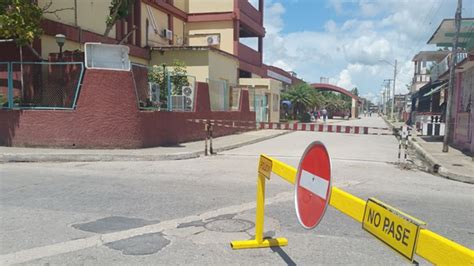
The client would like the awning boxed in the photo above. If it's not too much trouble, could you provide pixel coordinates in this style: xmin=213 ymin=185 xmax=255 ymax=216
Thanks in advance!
xmin=423 ymin=82 xmax=448 ymax=97
xmin=412 ymin=80 xmax=447 ymax=99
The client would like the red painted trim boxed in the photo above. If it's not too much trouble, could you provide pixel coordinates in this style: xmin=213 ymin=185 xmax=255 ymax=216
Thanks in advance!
xmin=311 ymin=83 xmax=361 ymax=102
xmin=41 ymin=19 xmax=150 ymax=60
xmin=142 ymin=0 xmax=187 ymax=21
xmin=239 ymin=60 xmax=265 ymax=77
xmin=187 ymin=12 xmax=236 ymax=22
xmin=135 ymin=2 xmax=142 ymax=46
xmin=239 ymin=10 xmax=265 ymax=36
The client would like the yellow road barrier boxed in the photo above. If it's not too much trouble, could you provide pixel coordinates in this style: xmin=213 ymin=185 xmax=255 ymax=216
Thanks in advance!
xmin=230 ymin=154 xmax=474 ymax=265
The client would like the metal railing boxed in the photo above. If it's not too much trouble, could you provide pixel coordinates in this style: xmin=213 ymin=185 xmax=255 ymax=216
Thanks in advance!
xmin=132 ymin=63 xmax=196 ymax=111
xmin=430 ymin=52 xmax=467 ymax=81
xmin=0 ymin=62 xmax=84 ymax=110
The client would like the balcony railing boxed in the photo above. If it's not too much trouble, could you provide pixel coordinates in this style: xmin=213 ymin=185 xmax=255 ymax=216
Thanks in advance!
xmin=431 ymin=52 xmax=467 ymax=81
xmin=412 ymin=74 xmax=431 ymax=84
xmin=238 ymin=0 xmax=262 ymax=25
xmin=238 ymin=42 xmax=261 ymax=66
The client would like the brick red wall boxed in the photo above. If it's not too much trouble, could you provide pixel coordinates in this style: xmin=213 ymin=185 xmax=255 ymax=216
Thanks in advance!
xmin=0 ymin=69 xmax=255 ymax=148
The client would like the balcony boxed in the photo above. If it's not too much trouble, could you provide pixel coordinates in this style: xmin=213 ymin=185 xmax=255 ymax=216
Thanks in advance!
xmin=412 ymin=74 xmax=431 ymax=84
xmin=237 ymin=0 xmax=264 ymax=37
xmin=430 ymin=52 xmax=467 ymax=81
xmin=238 ymin=42 xmax=261 ymax=66
xmin=238 ymin=0 xmax=262 ymax=25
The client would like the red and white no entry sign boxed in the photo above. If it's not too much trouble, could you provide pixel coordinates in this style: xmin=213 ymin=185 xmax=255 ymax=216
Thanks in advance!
xmin=294 ymin=141 xmax=332 ymax=229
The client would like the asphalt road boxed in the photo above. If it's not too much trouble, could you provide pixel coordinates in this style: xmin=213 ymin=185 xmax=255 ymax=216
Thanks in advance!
xmin=1 ymin=115 xmax=473 ymax=265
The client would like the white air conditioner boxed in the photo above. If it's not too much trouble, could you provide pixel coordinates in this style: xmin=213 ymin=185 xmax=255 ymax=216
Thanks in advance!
xmin=148 ymin=82 xmax=160 ymax=102
xmin=182 ymin=85 xmax=194 ymax=111
xmin=162 ymin=29 xmax=173 ymax=40
xmin=206 ymin=35 xmax=220 ymax=45
xmin=171 ymin=95 xmax=186 ymax=111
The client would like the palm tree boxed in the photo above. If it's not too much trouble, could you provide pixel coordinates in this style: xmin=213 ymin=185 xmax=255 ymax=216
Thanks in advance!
xmin=281 ymin=83 xmax=316 ymax=120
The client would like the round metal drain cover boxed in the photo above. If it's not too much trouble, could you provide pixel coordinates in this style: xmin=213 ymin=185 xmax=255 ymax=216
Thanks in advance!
xmin=204 ymin=219 xmax=254 ymax=232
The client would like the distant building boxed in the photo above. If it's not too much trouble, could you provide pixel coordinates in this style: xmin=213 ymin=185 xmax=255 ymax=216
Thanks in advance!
xmin=412 ymin=18 xmax=474 ymax=153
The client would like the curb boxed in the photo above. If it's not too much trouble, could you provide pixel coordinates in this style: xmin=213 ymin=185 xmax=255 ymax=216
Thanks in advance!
xmin=408 ymin=137 xmax=473 ymax=184
xmin=0 ymin=131 xmax=292 ymax=163
xmin=381 ymin=115 xmax=473 ymax=184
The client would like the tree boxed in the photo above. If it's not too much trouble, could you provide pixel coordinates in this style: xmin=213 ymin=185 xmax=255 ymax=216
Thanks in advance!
xmin=104 ymin=0 xmax=134 ymax=38
xmin=148 ymin=60 xmax=189 ymax=108
xmin=351 ymin=87 xmax=359 ymax=96
xmin=0 ymin=0 xmax=73 ymax=56
xmin=0 ymin=1 xmax=43 ymax=47
xmin=281 ymin=83 xmax=316 ymax=120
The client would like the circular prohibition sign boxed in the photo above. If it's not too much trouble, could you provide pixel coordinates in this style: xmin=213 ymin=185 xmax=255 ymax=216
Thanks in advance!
xmin=294 ymin=141 xmax=332 ymax=229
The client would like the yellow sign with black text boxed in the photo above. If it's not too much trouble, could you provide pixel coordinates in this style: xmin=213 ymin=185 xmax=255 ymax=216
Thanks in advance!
xmin=258 ymin=155 xmax=272 ymax=180
xmin=362 ymin=198 xmax=426 ymax=261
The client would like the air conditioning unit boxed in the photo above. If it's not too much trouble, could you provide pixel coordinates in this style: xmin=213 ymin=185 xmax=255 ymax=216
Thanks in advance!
xmin=182 ymin=85 xmax=194 ymax=111
xmin=162 ymin=29 xmax=173 ymax=40
xmin=148 ymin=82 xmax=160 ymax=102
xmin=206 ymin=35 xmax=220 ymax=45
xmin=171 ymin=95 xmax=186 ymax=111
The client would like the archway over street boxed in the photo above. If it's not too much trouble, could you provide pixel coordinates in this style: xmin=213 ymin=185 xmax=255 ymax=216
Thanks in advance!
xmin=310 ymin=83 xmax=362 ymax=119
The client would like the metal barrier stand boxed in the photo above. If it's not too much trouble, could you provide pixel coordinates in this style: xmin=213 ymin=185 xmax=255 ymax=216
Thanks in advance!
xmin=230 ymin=155 xmax=474 ymax=265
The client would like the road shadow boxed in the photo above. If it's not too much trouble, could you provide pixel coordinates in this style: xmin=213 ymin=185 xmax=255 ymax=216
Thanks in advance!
xmin=270 ymin=246 xmax=296 ymax=266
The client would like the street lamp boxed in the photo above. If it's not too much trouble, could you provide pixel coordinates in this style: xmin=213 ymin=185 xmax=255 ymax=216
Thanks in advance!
xmin=55 ymin=34 xmax=66 ymax=60
xmin=380 ymin=59 xmax=398 ymax=121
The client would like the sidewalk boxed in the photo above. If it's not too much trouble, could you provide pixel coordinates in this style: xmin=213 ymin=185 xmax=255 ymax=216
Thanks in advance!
xmin=381 ymin=115 xmax=474 ymax=184
xmin=0 ymin=130 xmax=291 ymax=163
xmin=409 ymin=136 xmax=473 ymax=184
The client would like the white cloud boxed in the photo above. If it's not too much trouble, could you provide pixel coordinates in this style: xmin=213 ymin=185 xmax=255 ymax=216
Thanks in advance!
xmin=261 ymin=0 xmax=459 ymax=97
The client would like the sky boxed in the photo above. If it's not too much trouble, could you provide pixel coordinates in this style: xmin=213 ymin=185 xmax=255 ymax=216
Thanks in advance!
xmin=245 ymin=0 xmax=474 ymax=103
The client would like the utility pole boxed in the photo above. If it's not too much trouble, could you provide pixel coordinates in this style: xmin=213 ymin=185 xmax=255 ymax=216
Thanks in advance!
xmin=391 ymin=60 xmax=397 ymax=121
xmin=383 ymin=88 xmax=387 ymax=115
xmin=443 ymin=0 xmax=462 ymax=152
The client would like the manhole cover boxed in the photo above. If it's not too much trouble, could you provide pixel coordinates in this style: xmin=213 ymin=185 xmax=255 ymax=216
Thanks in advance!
xmin=204 ymin=219 xmax=254 ymax=232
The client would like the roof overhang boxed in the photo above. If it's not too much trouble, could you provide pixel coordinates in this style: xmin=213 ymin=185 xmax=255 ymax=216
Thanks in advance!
xmin=427 ymin=18 xmax=474 ymax=49
xmin=412 ymin=51 xmax=450 ymax=62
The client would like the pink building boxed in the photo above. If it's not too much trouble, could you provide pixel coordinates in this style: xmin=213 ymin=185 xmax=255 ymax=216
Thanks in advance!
xmin=427 ymin=18 xmax=473 ymax=154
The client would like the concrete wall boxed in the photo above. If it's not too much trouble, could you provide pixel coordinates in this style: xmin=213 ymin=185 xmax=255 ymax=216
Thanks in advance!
xmin=208 ymin=50 xmax=238 ymax=85
xmin=173 ymin=17 xmax=186 ymax=45
xmin=150 ymin=49 xmax=238 ymax=85
xmin=173 ymin=0 xmax=187 ymax=12
xmin=0 ymin=69 xmax=254 ymax=148
xmin=38 ymin=0 xmax=115 ymax=38
xmin=187 ymin=0 xmax=233 ymax=13
xmin=187 ymin=21 xmax=234 ymax=54
xmin=141 ymin=3 xmax=169 ymax=47
xmin=239 ymin=78 xmax=281 ymax=122
xmin=40 ymin=35 xmax=82 ymax=59
xmin=151 ymin=50 xmax=210 ymax=82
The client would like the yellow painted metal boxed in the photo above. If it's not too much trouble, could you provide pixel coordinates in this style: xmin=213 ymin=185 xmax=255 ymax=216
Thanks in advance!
xmin=258 ymin=155 xmax=273 ymax=180
xmin=329 ymin=186 xmax=366 ymax=223
xmin=255 ymin=174 xmax=265 ymax=243
xmin=230 ymin=161 xmax=288 ymax=250
xmin=230 ymin=154 xmax=474 ymax=264
xmin=416 ymin=229 xmax=474 ymax=265
xmin=362 ymin=198 xmax=424 ymax=261
xmin=230 ymin=238 xmax=289 ymax=249
xmin=267 ymin=155 xmax=297 ymax=184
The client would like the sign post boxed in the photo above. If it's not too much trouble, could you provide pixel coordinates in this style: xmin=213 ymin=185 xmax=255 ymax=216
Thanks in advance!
xmin=294 ymin=141 xmax=332 ymax=229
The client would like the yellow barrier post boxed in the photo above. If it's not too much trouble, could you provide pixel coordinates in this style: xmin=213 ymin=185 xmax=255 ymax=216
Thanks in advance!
xmin=230 ymin=155 xmax=288 ymax=249
xmin=230 ymin=154 xmax=474 ymax=264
